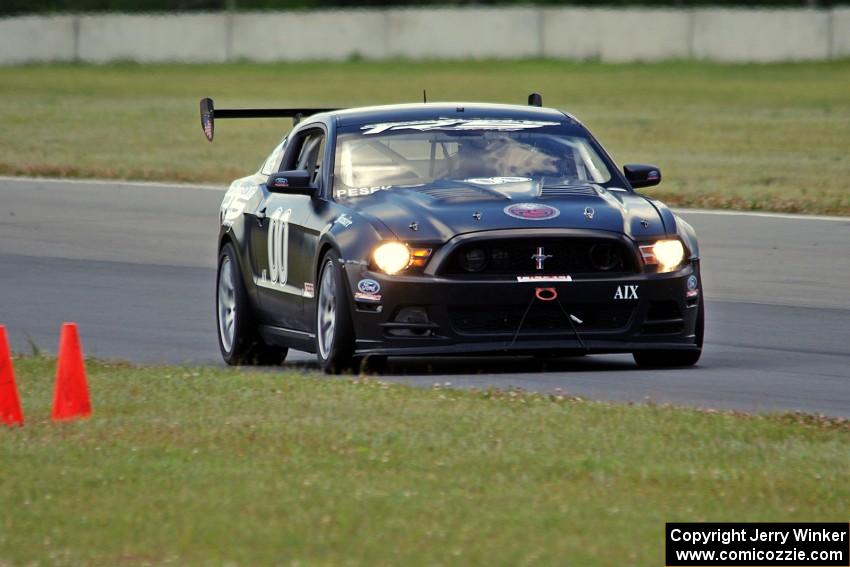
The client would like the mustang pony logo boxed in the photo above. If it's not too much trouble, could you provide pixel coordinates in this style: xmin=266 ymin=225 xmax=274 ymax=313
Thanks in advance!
xmin=504 ymin=203 xmax=560 ymax=221
xmin=531 ymin=247 xmax=552 ymax=270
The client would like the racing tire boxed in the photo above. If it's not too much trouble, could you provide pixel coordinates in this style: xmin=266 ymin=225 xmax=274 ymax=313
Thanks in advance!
xmin=632 ymin=293 xmax=704 ymax=369
xmin=316 ymin=251 xmax=357 ymax=374
xmin=217 ymin=243 xmax=288 ymax=366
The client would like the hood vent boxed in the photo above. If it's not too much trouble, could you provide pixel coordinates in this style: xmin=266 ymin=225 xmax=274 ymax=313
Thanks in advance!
xmin=540 ymin=184 xmax=599 ymax=198
xmin=417 ymin=186 xmax=509 ymax=203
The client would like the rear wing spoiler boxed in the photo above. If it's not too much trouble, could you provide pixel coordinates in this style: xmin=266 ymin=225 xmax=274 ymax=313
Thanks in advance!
xmin=199 ymin=97 xmax=339 ymax=142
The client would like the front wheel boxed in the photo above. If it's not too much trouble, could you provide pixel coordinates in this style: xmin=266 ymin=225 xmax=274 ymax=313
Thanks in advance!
xmin=217 ymin=243 xmax=287 ymax=366
xmin=316 ymin=251 xmax=356 ymax=374
xmin=632 ymin=293 xmax=704 ymax=369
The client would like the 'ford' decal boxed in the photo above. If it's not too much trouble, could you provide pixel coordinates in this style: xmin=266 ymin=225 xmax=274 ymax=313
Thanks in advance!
xmin=357 ymin=279 xmax=381 ymax=294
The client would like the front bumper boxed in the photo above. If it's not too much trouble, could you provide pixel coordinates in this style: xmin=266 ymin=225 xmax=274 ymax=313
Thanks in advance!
xmin=343 ymin=260 xmax=702 ymax=357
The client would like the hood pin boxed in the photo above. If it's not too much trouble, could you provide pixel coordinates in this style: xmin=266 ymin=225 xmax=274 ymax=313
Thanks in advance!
xmin=472 ymin=211 xmax=482 ymax=221
xmin=640 ymin=218 xmax=650 ymax=229
xmin=409 ymin=221 xmax=419 ymax=231
xmin=583 ymin=207 xmax=595 ymax=220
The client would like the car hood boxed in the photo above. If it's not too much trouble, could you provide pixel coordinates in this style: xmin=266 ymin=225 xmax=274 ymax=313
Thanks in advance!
xmin=342 ymin=179 xmax=667 ymax=242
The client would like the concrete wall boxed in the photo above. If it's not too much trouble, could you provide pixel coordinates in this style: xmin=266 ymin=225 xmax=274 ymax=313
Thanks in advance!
xmin=0 ymin=15 xmax=77 ymax=63
xmin=692 ymin=8 xmax=831 ymax=62
xmin=231 ymin=10 xmax=387 ymax=61
xmin=1 ymin=7 xmax=848 ymax=65
xmin=542 ymin=8 xmax=692 ymax=62
xmin=832 ymin=7 xmax=850 ymax=59
xmin=78 ymin=13 xmax=229 ymax=63
xmin=385 ymin=7 xmax=540 ymax=59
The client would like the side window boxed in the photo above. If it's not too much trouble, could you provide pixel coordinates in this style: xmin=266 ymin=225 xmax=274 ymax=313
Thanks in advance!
xmin=285 ymin=129 xmax=326 ymax=187
xmin=260 ymin=139 xmax=287 ymax=176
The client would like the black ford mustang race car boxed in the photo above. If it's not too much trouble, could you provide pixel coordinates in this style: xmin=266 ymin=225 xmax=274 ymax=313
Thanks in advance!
xmin=202 ymin=95 xmax=703 ymax=373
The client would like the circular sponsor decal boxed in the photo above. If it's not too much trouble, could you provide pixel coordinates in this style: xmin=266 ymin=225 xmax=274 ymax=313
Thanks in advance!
xmin=503 ymin=203 xmax=561 ymax=221
xmin=687 ymin=275 xmax=698 ymax=290
xmin=357 ymin=279 xmax=381 ymax=294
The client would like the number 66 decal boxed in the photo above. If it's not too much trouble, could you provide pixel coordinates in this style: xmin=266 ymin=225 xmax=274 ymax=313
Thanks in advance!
xmin=268 ymin=207 xmax=292 ymax=286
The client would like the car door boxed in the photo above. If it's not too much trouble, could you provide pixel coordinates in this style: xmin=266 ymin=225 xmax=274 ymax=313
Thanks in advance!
xmin=253 ymin=126 xmax=327 ymax=332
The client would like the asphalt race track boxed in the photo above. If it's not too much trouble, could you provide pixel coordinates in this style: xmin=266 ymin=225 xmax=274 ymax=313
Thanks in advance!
xmin=1 ymin=177 xmax=848 ymax=416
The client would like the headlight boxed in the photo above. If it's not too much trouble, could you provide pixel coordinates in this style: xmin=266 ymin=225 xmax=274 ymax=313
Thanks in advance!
xmin=639 ymin=239 xmax=685 ymax=272
xmin=654 ymin=240 xmax=685 ymax=270
xmin=373 ymin=242 xmax=411 ymax=274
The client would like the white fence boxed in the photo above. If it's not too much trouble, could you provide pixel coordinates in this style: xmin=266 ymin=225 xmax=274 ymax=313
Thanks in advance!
xmin=1 ymin=7 xmax=848 ymax=64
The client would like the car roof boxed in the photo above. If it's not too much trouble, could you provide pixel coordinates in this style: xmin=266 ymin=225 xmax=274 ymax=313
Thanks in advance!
xmin=325 ymin=102 xmax=572 ymax=128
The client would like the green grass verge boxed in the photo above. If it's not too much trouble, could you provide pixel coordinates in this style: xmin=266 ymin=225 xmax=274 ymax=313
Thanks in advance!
xmin=1 ymin=356 xmax=848 ymax=566
xmin=1 ymin=60 xmax=849 ymax=215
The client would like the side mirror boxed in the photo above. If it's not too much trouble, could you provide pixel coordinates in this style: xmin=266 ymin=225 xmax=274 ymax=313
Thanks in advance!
xmin=623 ymin=164 xmax=662 ymax=189
xmin=266 ymin=170 xmax=316 ymax=196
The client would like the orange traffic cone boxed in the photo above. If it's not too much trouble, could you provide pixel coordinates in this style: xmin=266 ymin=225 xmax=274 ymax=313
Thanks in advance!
xmin=52 ymin=323 xmax=91 ymax=421
xmin=0 ymin=326 xmax=24 ymax=427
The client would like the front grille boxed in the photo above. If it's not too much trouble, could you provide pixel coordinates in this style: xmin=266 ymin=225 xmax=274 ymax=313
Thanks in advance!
xmin=449 ymin=303 xmax=635 ymax=335
xmin=440 ymin=237 xmax=638 ymax=278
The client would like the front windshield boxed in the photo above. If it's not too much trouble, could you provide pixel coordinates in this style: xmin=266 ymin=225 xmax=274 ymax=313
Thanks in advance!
xmin=332 ymin=119 xmax=613 ymax=200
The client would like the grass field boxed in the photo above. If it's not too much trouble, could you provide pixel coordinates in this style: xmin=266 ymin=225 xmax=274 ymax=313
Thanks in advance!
xmin=1 ymin=356 xmax=848 ymax=566
xmin=0 ymin=60 xmax=848 ymax=215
